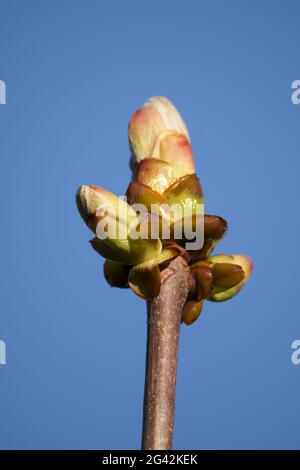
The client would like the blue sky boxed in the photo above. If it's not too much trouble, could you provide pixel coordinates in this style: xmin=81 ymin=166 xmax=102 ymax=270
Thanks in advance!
xmin=0 ymin=0 xmax=299 ymax=449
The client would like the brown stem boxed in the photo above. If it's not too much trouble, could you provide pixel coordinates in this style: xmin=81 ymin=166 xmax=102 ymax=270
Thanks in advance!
xmin=141 ymin=256 xmax=191 ymax=450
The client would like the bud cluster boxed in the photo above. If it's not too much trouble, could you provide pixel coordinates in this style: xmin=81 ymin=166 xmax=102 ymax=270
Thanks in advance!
xmin=76 ymin=97 xmax=253 ymax=324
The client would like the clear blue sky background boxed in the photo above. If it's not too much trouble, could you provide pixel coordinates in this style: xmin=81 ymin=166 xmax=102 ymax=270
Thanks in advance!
xmin=0 ymin=0 xmax=299 ymax=450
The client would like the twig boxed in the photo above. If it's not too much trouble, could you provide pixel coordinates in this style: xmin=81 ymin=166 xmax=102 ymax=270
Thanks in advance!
xmin=141 ymin=256 xmax=191 ymax=450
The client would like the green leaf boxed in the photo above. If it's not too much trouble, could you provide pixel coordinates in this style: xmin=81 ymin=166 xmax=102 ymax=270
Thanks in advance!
xmin=207 ymin=254 xmax=253 ymax=302
xmin=103 ymin=260 xmax=129 ymax=288
xmin=129 ymin=260 xmax=161 ymax=300
xmin=182 ymin=300 xmax=203 ymax=325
